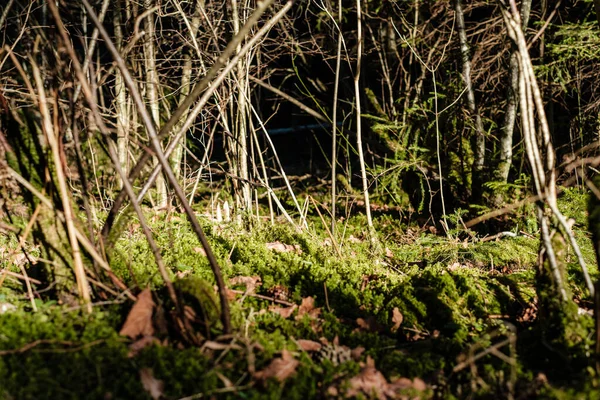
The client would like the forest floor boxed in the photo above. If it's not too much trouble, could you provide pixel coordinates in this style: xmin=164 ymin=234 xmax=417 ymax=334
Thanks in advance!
xmin=0 ymin=187 xmax=598 ymax=399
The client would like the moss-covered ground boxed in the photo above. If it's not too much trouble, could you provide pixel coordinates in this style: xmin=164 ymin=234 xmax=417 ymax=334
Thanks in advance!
xmin=1 ymin=188 xmax=599 ymax=399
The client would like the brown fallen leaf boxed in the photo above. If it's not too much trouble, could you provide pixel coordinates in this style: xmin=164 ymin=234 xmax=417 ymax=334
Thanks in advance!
xmin=296 ymin=296 xmax=321 ymax=320
xmin=386 ymin=376 xmax=428 ymax=397
xmin=254 ymin=349 xmax=299 ymax=382
xmin=391 ymin=307 xmax=403 ymax=333
xmin=140 ymin=368 xmax=164 ymax=400
xmin=230 ymin=275 xmax=262 ymax=294
xmin=269 ymin=304 xmax=297 ymax=319
xmin=351 ymin=346 xmax=366 ymax=360
xmin=412 ymin=377 xmax=427 ymax=392
xmin=120 ymin=289 xmax=155 ymax=339
xmin=346 ymin=356 xmax=388 ymax=400
xmin=225 ymin=288 xmax=237 ymax=301
xmin=387 ymin=377 xmax=413 ymax=391
xmin=297 ymin=339 xmax=322 ymax=352
xmin=128 ymin=336 xmax=161 ymax=358
xmin=266 ymin=241 xmax=302 ymax=254
xmin=355 ymin=316 xmax=383 ymax=333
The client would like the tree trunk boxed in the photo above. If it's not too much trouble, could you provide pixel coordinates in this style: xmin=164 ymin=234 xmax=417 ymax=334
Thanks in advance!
xmin=143 ymin=0 xmax=168 ymax=208
xmin=355 ymin=0 xmax=375 ymax=234
xmin=228 ymin=0 xmax=252 ymax=214
xmin=494 ymin=0 xmax=532 ymax=203
xmin=455 ymin=0 xmax=486 ymax=203
xmin=114 ymin=0 xmax=129 ymax=188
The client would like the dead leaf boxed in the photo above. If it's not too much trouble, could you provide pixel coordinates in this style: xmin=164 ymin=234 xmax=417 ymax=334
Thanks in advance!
xmin=385 ymin=247 xmax=394 ymax=258
xmin=296 ymin=296 xmax=321 ymax=320
xmin=386 ymin=377 xmax=413 ymax=394
xmin=120 ymin=289 xmax=155 ymax=339
xmin=386 ymin=376 xmax=428 ymax=397
xmin=230 ymin=275 xmax=262 ymax=294
xmin=327 ymin=386 xmax=339 ymax=396
xmin=355 ymin=316 xmax=383 ymax=333
xmin=193 ymin=247 xmax=207 ymax=256
xmin=128 ymin=336 xmax=161 ymax=358
xmin=412 ymin=377 xmax=427 ymax=392
xmin=225 ymin=288 xmax=237 ymax=301
xmin=266 ymin=241 xmax=302 ymax=254
xmin=254 ymin=349 xmax=299 ymax=382
xmin=266 ymin=285 xmax=291 ymax=301
xmin=140 ymin=368 xmax=164 ymax=400
xmin=346 ymin=356 xmax=388 ymax=400
xmin=391 ymin=307 xmax=403 ymax=332
xmin=351 ymin=346 xmax=366 ymax=360
xmin=297 ymin=339 xmax=322 ymax=352
xmin=269 ymin=304 xmax=297 ymax=319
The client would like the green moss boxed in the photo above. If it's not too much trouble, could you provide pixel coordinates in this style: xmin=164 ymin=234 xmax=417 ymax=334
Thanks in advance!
xmin=1 ymin=202 xmax=599 ymax=398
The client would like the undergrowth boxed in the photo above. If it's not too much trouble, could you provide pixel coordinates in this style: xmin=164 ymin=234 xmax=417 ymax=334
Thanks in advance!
xmin=0 ymin=189 xmax=597 ymax=399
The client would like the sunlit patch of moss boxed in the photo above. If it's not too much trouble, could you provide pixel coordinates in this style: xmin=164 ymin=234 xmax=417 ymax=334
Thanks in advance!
xmin=2 ymin=200 xmax=599 ymax=398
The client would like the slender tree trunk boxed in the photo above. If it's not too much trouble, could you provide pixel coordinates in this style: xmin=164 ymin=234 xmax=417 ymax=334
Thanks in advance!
xmin=495 ymin=0 xmax=532 ymax=202
xmin=171 ymin=0 xmax=205 ymax=181
xmin=455 ymin=0 xmax=486 ymax=203
xmin=331 ymin=0 xmax=342 ymax=235
xmin=143 ymin=0 xmax=168 ymax=208
xmin=355 ymin=0 xmax=374 ymax=233
xmin=229 ymin=0 xmax=251 ymax=214
xmin=114 ymin=0 xmax=129 ymax=188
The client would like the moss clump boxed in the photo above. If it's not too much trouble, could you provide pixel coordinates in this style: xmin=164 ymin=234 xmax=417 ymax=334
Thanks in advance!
xmin=531 ymin=218 xmax=593 ymax=373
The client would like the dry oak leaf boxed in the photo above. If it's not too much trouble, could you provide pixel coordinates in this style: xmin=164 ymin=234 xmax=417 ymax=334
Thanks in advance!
xmin=346 ymin=356 xmax=388 ymax=400
xmin=140 ymin=368 xmax=164 ymax=400
xmin=296 ymin=296 xmax=321 ymax=320
xmin=391 ymin=307 xmax=404 ymax=333
xmin=254 ymin=349 xmax=299 ymax=382
xmin=269 ymin=304 xmax=297 ymax=319
xmin=266 ymin=241 xmax=302 ymax=254
xmin=229 ymin=275 xmax=262 ymax=294
xmin=120 ymin=289 xmax=155 ymax=339
xmin=296 ymin=339 xmax=322 ymax=352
